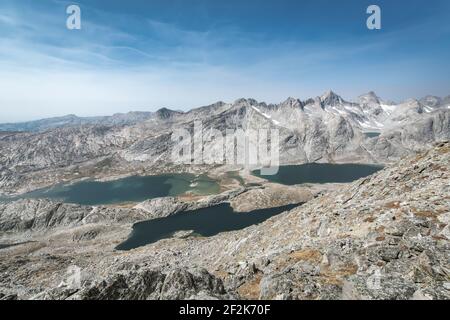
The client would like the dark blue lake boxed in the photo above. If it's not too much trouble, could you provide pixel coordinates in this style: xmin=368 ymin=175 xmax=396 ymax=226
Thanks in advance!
xmin=116 ymin=203 xmax=299 ymax=250
xmin=253 ymin=163 xmax=382 ymax=185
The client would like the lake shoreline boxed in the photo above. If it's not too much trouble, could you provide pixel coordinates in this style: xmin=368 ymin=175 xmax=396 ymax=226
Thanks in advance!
xmin=0 ymin=163 xmax=383 ymax=206
xmin=116 ymin=202 xmax=302 ymax=251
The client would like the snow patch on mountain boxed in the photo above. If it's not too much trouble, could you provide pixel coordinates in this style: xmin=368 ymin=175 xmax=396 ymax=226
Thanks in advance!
xmin=251 ymin=106 xmax=280 ymax=125
xmin=380 ymin=104 xmax=397 ymax=115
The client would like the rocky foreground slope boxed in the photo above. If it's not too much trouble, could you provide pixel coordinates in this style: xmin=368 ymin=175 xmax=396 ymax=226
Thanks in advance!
xmin=0 ymin=142 xmax=448 ymax=300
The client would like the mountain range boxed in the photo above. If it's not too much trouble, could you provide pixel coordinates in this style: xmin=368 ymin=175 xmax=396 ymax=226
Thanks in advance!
xmin=0 ymin=91 xmax=449 ymax=195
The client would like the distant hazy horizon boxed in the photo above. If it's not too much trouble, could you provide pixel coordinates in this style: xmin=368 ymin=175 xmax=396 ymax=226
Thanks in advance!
xmin=1 ymin=0 xmax=449 ymax=122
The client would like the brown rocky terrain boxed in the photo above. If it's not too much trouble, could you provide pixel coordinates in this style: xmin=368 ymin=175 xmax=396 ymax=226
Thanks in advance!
xmin=0 ymin=142 xmax=449 ymax=300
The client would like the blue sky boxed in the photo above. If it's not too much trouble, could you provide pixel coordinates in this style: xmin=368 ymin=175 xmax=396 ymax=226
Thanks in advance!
xmin=0 ymin=0 xmax=449 ymax=122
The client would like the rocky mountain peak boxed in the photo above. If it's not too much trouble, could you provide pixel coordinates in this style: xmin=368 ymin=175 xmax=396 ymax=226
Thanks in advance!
xmin=156 ymin=108 xmax=181 ymax=120
xmin=320 ymin=90 xmax=345 ymax=106
xmin=280 ymin=97 xmax=304 ymax=109
xmin=358 ymin=91 xmax=381 ymax=105
xmin=233 ymin=98 xmax=259 ymax=106
xmin=419 ymin=95 xmax=443 ymax=108
xmin=302 ymin=98 xmax=316 ymax=106
xmin=209 ymin=101 xmax=227 ymax=108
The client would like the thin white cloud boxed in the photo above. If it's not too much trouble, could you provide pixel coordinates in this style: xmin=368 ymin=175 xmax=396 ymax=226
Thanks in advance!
xmin=0 ymin=1 xmax=448 ymax=122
